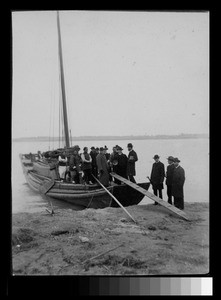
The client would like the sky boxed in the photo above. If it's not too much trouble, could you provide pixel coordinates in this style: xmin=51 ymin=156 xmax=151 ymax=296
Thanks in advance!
xmin=12 ymin=10 xmax=209 ymax=138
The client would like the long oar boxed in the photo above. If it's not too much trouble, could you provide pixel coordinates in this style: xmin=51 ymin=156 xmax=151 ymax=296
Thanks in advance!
xmin=92 ymin=175 xmax=136 ymax=223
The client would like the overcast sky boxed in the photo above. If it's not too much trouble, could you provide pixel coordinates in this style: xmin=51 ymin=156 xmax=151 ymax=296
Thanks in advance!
xmin=12 ymin=10 xmax=209 ymax=138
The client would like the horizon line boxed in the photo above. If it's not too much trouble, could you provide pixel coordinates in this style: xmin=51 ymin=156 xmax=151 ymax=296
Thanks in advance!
xmin=12 ymin=133 xmax=209 ymax=141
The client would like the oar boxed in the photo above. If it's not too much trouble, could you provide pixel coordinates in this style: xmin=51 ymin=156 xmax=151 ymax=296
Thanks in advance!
xmin=147 ymin=176 xmax=152 ymax=183
xmin=82 ymin=243 xmax=124 ymax=265
xmin=92 ymin=174 xmax=137 ymax=224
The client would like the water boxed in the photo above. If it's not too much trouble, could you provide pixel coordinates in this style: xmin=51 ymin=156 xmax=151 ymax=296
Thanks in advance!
xmin=12 ymin=138 xmax=209 ymax=213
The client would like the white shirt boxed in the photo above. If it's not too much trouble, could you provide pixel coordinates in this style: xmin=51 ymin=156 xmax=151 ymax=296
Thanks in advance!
xmin=58 ymin=156 xmax=67 ymax=163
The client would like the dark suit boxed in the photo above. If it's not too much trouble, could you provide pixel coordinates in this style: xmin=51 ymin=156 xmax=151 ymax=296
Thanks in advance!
xmin=127 ymin=149 xmax=138 ymax=183
xmin=69 ymin=154 xmax=81 ymax=183
xmin=166 ymin=163 xmax=175 ymax=204
xmin=172 ymin=165 xmax=185 ymax=209
xmin=109 ymin=151 xmax=118 ymax=182
xmin=90 ymin=150 xmax=98 ymax=183
xmin=150 ymin=161 xmax=165 ymax=202
xmin=115 ymin=153 xmax=128 ymax=184
xmin=96 ymin=153 xmax=109 ymax=186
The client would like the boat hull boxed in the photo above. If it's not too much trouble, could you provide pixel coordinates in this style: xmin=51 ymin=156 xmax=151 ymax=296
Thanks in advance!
xmin=19 ymin=154 xmax=150 ymax=209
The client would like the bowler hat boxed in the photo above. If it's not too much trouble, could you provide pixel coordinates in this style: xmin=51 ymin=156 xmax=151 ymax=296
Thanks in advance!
xmin=90 ymin=146 xmax=95 ymax=150
xmin=83 ymin=147 xmax=88 ymax=151
xmin=116 ymin=146 xmax=123 ymax=151
xmin=153 ymin=154 xmax=160 ymax=159
xmin=100 ymin=147 xmax=104 ymax=151
xmin=127 ymin=143 xmax=133 ymax=148
xmin=167 ymin=156 xmax=174 ymax=161
xmin=95 ymin=147 xmax=99 ymax=151
xmin=174 ymin=157 xmax=180 ymax=163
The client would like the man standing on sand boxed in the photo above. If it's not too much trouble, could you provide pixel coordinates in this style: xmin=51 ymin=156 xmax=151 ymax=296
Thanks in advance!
xmin=165 ymin=156 xmax=175 ymax=205
xmin=150 ymin=154 xmax=165 ymax=205
xmin=171 ymin=157 xmax=185 ymax=210
xmin=127 ymin=143 xmax=138 ymax=183
xmin=96 ymin=147 xmax=110 ymax=186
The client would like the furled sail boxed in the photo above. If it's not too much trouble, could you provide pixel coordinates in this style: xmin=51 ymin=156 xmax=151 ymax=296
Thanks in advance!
xmin=56 ymin=11 xmax=70 ymax=148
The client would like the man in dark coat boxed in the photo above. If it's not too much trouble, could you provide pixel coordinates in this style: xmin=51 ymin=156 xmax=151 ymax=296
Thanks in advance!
xmin=165 ymin=156 xmax=175 ymax=205
xmin=114 ymin=146 xmax=128 ymax=185
xmin=104 ymin=145 xmax=110 ymax=162
xmin=69 ymin=145 xmax=82 ymax=183
xmin=127 ymin=143 xmax=138 ymax=183
xmin=171 ymin=157 xmax=185 ymax=210
xmin=150 ymin=154 xmax=165 ymax=204
xmin=109 ymin=145 xmax=118 ymax=182
xmin=90 ymin=146 xmax=98 ymax=183
xmin=95 ymin=147 xmax=100 ymax=155
xmin=81 ymin=147 xmax=93 ymax=184
xmin=96 ymin=147 xmax=110 ymax=186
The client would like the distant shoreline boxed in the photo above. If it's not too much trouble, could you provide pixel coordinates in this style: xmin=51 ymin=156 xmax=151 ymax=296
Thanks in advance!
xmin=12 ymin=134 xmax=209 ymax=142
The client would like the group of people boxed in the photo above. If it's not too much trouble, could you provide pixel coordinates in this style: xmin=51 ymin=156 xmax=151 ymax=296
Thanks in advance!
xmin=149 ymin=154 xmax=185 ymax=210
xmin=40 ymin=143 xmax=185 ymax=210
xmin=55 ymin=143 xmax=138 ymax=187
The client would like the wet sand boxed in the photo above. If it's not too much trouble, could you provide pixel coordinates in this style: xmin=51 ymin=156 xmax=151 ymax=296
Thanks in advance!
xmin=12 ymin=202 xmax=209 ymax=275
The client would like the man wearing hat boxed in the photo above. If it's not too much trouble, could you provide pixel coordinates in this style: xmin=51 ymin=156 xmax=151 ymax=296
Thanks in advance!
xmin=90 ymin=146 xmax=98 ymax=183
xmin=96 ymin=147 xmax=110 ymax=186
xmin=150 ymin=155 xmax=165 ymax=204
xmin=171 ymin=158 xmax=185 ymax=210
xmin=81 ymin=147 xmax=93 ymax=184
xmin=109 ymin=145 xmax=118 ymax=166
xmin=114 ymin=146 xmax=128 ymax=184
xmin=165 ymin=156 xmax=175 ymax=205
xmin=109 ymin=146 xmax=118 ymax=182
xmin=58 ymin=150 xmax=68 ymax=181
xmin=69 ymin=145 xmax=82 ymax=184
xmin=127 ymin=143 xmax=138 ymax=183
xmin=104 ymin=145 xmax=110 ymax=162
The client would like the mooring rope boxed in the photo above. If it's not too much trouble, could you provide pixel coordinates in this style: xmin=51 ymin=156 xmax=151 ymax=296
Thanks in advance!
xmin=87 ymin=195 xmax=94 ymax=208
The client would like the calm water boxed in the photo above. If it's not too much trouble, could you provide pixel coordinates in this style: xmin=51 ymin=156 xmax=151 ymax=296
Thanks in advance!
xmin=12 ymin=138 xmax=209 ymax=213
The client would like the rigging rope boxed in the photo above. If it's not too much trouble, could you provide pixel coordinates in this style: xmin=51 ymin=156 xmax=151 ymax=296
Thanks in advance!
xmin=48 ymin=88 xmax=53 ymax=151
xmin=59 ymin=87 xmax=61 ymax=148
xmin=60 ymin=81 xmax=65 ymax=148
xmin=52 ymin=79 xmax=56 ymax=150
xmin=58 ymin=56 xmax=65 ymax=149
xmin=62 ymin=52 xmax=71 ymax=146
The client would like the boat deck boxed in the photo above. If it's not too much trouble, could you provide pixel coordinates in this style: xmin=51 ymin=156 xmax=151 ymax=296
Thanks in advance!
xmin=19 ymin=153 xmax=150 ymax=209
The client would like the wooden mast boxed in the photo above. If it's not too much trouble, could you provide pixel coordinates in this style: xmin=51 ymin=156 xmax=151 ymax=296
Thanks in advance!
xmin=56 ymin=11 xmax=70 ymax=148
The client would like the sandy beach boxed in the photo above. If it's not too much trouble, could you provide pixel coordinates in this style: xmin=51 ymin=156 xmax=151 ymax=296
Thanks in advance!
xmin=12 ymin=202 xmax=209 ymax=276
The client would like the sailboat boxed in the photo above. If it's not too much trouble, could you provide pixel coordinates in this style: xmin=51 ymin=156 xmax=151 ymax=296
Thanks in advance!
xmin=19 ymin=11 xmax=150 ymax=209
